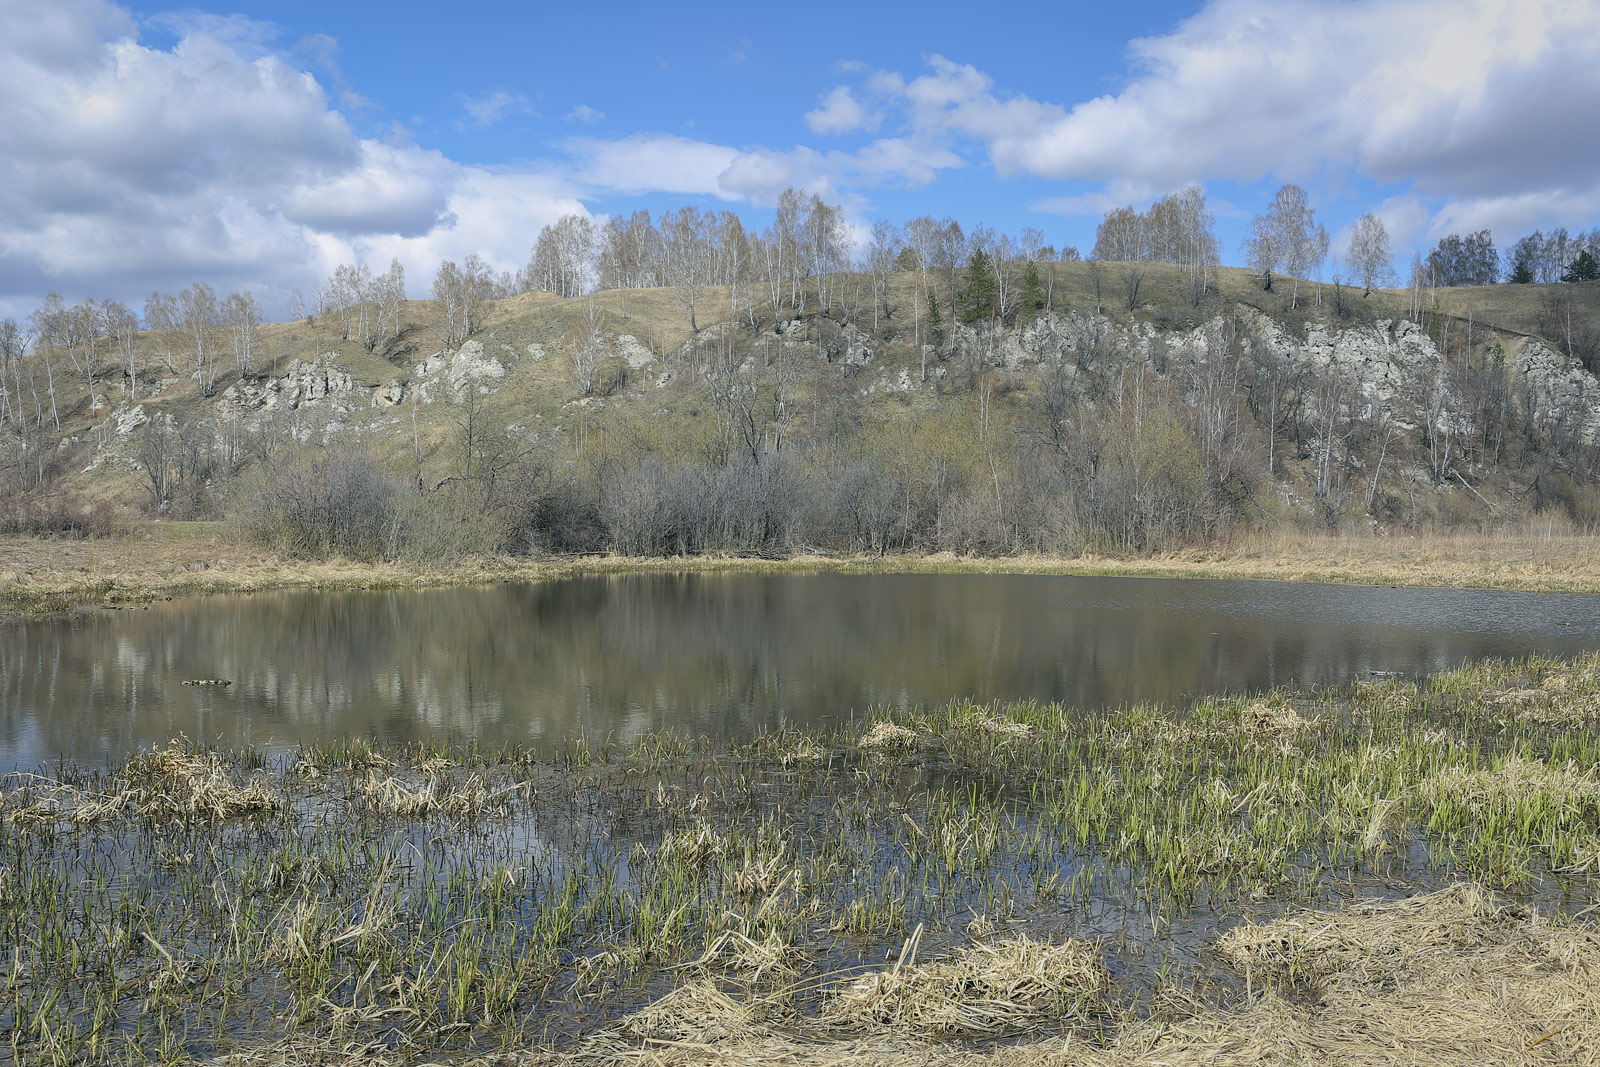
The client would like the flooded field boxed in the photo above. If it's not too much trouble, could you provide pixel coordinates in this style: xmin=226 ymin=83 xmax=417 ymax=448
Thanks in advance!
xmin=3 ymin=652 xmax=1600 ymax=1064
xmin=5 ymin=572 xmax=1600 ymax=769
xmin=4 ymin=575 xmax=1600 ymax=1063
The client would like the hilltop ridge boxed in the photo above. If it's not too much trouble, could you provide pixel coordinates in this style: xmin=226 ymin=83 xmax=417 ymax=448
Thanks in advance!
xmin=5 ymin=262 xmax=1599 ymax=558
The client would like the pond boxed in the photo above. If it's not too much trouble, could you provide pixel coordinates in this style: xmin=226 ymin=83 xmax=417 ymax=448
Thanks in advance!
xmin=4 ymin=571 xmax=1600 ymax=769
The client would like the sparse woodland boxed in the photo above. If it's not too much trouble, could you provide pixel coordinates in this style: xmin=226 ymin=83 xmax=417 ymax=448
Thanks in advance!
xmin=2 ymin=186 xmax=1599 ymax=562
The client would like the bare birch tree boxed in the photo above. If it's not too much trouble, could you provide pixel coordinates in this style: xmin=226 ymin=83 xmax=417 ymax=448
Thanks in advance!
xmin=223 ymin=290 xmax=261 ymax=374
xmin=1346 ymin=213 xmax=1397 ymax=296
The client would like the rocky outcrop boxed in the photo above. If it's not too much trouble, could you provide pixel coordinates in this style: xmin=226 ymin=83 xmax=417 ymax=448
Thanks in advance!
xmin=769 ymin=316 xmax=875 ymax=366
xmin=372 ymin=380 xmax=407 ymax=408
xmin=113 ymin=404 xmax=149 ymax=436
xmin=414 ymin=339 xmax=506 ymax=400
xmin=216 ymin=353 xmax=360 ymax=413
xmin=280 ymin=355 xmax=359 ymax=407
xmin=616 ymin=334 xmax=655 ymax=371
xmin=1514 ymin=340 xmax=1600 ymax=441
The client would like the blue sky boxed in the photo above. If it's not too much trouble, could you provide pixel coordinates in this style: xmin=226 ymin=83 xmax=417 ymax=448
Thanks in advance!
xmin=3 ymin=0 xmax=1599 ymax=317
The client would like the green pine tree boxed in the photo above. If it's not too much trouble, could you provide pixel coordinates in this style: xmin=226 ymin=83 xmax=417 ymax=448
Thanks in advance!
xmin=1561 ymin=251 xmax=1599 ymax=283
xmin=960 ymin=248 xmax=997 ymax=324
xmin=1022 ymin=260 xmax=1044 ymax=316
xmin=1508 ymin=257 xmax=1534 ymax=284
xmin=926 ymin=287 xmax=943 ymax=344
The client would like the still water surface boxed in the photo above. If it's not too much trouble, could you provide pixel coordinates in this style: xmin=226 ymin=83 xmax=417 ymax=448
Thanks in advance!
xmin=4 ymin=572 xmax=1600 ymax=768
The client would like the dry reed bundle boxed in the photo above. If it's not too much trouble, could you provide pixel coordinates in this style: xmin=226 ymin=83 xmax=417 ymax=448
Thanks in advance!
xmin=1090 ymin=883 xmax=1600 ymax=1066
xmin=684 ymin=930 xmax=803 ymax=983
xmin=556 ymin=886 xmax=1600 ymax=1067
xmin=858 ymin=722 xmax=918 ymax=754
xmin=731 ymin=848 xmax=789 ymax=898
xmin=823 ymin=932 xmax=1107 ymax=1037
xmin=359 ymin=772 xmax=524 ymax=819
xmin=975 ymin=716 xmax=1036 ymax=740
xmin=656 ymin=820 xmax=727 ymax=867
xmin=105 ymin=738 xmax=286 ymax=823
xmin=616 ymin=979 xmax=770 ymax=1044
xmin=1241 ymin=701 xmax=1314 ymax=735
xmin=1217 ymin=882 xmax=1511 ymax=992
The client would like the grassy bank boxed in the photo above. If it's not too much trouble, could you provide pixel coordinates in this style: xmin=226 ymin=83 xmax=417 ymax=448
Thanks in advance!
xmin=3 ymin=653 xmax=1599 ymax=1064
xmin=5 ymin=524 xmax=1600 ymax=621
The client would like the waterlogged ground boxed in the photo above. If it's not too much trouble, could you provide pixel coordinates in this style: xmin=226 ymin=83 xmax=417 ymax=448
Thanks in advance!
xmin=3 ymin=654 xmax=1600 ymax=1065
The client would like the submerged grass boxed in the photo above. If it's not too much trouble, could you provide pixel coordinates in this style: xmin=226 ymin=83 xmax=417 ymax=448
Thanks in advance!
xmin=3 ymin=652 xmax=1600 ymax=1064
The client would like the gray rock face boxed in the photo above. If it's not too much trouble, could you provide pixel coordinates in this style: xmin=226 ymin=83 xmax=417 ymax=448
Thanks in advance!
xmin=281 ymin=354 xmax=358 ymax=406
xmin=372 ymin=380 xmax=407 ymax=408
xmin=414 ymin=339 xmax=506 ymax=400
xmin=842 ymin=324 xmax=874 ymax=367
xmin=1253 ymin=314 xmax=1438 ymax=406
xmin=1514 ymin=340 xmax=1600 ymax=441
xmin=113 ymin=404 xmax=149 ymax=436
xmin=616 ymin=334 xmax=654 ymax=371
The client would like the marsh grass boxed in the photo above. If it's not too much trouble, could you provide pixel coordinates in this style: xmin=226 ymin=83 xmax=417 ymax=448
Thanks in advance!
xmin=3 ymin=652 xmax=1600 ymax=1064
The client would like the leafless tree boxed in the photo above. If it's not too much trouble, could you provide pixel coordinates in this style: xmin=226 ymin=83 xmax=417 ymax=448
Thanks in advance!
xmin=865 ymin=219 xmax=901 ymax=334
xmin=27 ymin=295 xmax=65 ymax=428
xmin=568 ymin=297 xmax=610 ymax=397
xmin=375 ymin=259 xmax=406 ymax=345
xmin=0 ymin=319 xmax=25 ymax=430
xmin=596 ymin=210 xmax=662 ymax=292
xmin=1093 ymin=206 xmax=1151 ymax=311
xmin=934 ymin=218 xmax=965 ymax=318
xmin=903 ymin=215 xmax=941 ymax=347
xmin=103 ymin=300 xmax=139 ymax=397
xmin=223 ymin=290 xmax=261 ymax=374
xmin=431 ymin=256 xmax=494 ymax=345
xmin=178 ymin=283 xmax=222 ymax=396
xmin=801 ymin=195 xmax=846 ymax=312
xmin=1244 ymin=185 xmax=1320 ymax=308
xmin=143 ymin=292 xmax=180 ymax=374
xmin=661 ymin=206 xmax=714 ymax=332
xmin=1345 ymin=213 xmax=1396 ymax=296
xmin=525 ymin=214 xmax=595 ymax=298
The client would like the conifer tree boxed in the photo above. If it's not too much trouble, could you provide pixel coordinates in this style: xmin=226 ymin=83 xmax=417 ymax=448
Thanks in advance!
xmin=1561 ymin=251 xmax=1599 ymax=283
xmin=1022 ymin=261 xmax=1044 ymax=316
xmin=961 ymin=248 xmax=997 ymax=324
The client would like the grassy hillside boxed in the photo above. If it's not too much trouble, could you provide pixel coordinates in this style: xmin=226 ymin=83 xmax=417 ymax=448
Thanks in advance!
xmin=4 ymin=262 xmax=1598 ymax=553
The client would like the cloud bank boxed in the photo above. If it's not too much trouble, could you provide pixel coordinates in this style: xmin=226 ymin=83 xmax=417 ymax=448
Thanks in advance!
xmin=1 ymin=0 xmax=1596 ymax=318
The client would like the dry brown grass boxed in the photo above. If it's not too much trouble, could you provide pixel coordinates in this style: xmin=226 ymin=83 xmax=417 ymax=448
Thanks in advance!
xmin=548 ymin=883 xmax=1600 ymax=1067
xmin=823 ymin=933 xmax=1108 ymax=1037
xmin=7 ymin=524 xmax=1600 ymax=623
xmin=357 ymin=772 xmax=524 ymax=819
xmin=857 ymin=722 xmax=919 ymax=754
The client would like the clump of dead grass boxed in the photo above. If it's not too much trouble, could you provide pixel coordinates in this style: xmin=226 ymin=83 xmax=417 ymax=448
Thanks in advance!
xmin=102 ymin=738 xmax=285 ymax=823
xmin=656 ymin=820 xmax=727 ymax=868
xmin=1217 ymin=883 xmax=1511 ymax=993
xmin=857 ymin=722 xmax=918 ymax=754
xmin=823 ymin=932 xmax=1107 ymax=1037
xmin=1241 ymin=701 xmax=1315 ymax=736
xmin=684 ymin=931 xmax=803 ymax=984
xmin=614 ymin=980 xmax=773 ymax=1045
xmin=1168 ymin=883 xmax=1600 ymax=1066
xmin=358 ymin=772 xmax=525 ymax=819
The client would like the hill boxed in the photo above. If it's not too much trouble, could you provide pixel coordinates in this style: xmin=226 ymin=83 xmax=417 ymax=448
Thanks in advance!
xmin=3 ymin=262 xmax=1599 ymax=559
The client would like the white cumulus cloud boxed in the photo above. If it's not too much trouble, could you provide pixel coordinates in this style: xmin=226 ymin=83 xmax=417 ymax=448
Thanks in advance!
xmin=0 ymin=0 xmax=586 ymax=316
xmin=805 ymin=86 xmax=869 ymax=135
xmin=866 ymin=1 xmax=1600 ymax=237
